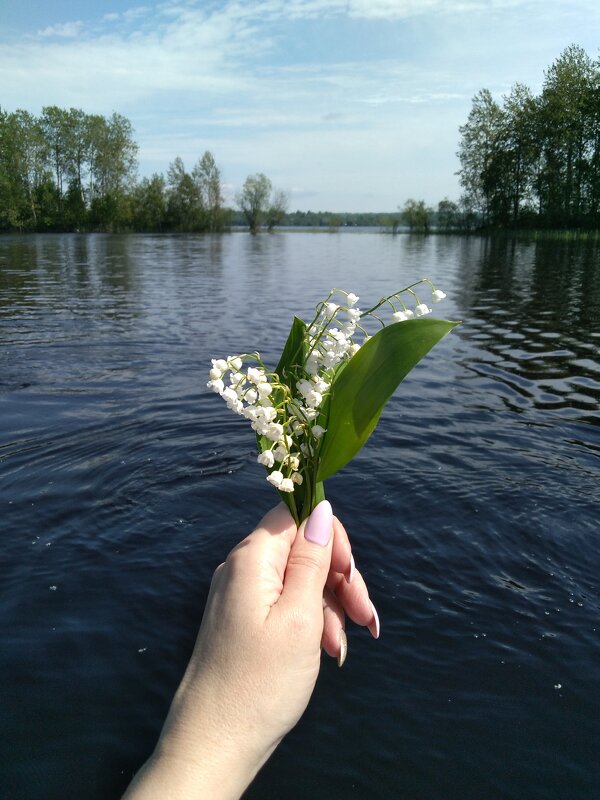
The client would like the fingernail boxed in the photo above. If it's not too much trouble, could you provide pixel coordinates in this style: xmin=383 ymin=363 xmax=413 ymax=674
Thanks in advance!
xmin=304 ymin=500 xmax=333 ymax=547
xmin=368 ymin=601 xmax=380 ymax=640
xmin=337 ymin=629 xmax=348 ymax=668
xmin=345 ymin=553 xmax=355 ymax=584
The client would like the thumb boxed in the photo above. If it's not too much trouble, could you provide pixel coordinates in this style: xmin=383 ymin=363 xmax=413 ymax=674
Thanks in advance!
xmin=279 ymin=500 xmax=334 ymax=612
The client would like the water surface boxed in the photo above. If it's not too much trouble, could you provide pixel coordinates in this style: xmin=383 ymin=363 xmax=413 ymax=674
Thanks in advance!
xmin=1 ymin=232 xmax=599 ymax=799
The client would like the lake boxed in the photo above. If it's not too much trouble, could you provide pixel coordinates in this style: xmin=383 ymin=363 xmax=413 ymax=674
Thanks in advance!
xmin=1 ymin=231 xmax=599 ymax=799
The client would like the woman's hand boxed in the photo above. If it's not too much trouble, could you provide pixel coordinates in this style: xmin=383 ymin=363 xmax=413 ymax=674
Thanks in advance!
xmin=123 ymin=500 xmax=379 ymax=800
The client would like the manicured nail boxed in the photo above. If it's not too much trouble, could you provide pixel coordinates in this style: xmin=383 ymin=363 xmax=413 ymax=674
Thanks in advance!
xmin=345 ymin=553 xmax=355 ymax=584
xmin=338 ymin=629 xmax=348 ymax=668
xmin=304 ymin=500 xmax=333 ymax=547
xmin=368 ymin=601 xmax=380 ymax=640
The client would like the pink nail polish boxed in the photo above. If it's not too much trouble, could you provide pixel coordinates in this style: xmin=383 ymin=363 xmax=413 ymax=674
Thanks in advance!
xmin=304 ymin=500 xmax=333 ymax=547
xmin=368 ymin=601 xmax=380 ymax=639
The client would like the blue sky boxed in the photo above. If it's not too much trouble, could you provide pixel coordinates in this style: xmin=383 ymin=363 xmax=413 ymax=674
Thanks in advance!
xmin=2 ymin=1 xmax=599 ymax=211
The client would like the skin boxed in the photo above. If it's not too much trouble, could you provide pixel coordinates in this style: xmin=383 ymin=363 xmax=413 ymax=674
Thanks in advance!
xmin=123 ymin=502 xmax=378 ymax=800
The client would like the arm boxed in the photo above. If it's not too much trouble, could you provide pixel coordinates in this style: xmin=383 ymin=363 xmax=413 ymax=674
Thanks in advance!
xmin=123 ymin=501 xmax=379 ymax=800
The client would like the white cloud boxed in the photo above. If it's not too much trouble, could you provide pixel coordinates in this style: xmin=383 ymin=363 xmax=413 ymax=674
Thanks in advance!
xmin=2 ymin=0 xmax=600 ymax=209
xmin=37 ymin=21 xmax=85 ymax=38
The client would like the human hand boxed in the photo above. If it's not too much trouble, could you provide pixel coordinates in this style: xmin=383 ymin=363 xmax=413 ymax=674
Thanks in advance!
xmin=123 ymin=500 xmax=379 ymax=800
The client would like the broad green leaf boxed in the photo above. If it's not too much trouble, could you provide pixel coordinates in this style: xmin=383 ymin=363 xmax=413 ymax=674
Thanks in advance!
xmin=316 ymin=318 xmax=459 ymax=481
xmin=275 ymin=316 xmax=307 ymax=392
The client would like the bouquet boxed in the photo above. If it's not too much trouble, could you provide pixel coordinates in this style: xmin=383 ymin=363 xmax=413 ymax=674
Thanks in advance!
xmin=208 ymin=280 xmax=458 ymax=524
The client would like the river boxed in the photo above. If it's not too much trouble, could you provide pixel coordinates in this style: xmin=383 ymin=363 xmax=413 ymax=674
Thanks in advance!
xmin=1 ymin=231 xmax=599 ymax=799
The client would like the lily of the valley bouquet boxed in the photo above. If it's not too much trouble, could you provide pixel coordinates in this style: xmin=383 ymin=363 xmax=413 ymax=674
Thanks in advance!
xmin=208 ymin=280 xmax=458 ymax=524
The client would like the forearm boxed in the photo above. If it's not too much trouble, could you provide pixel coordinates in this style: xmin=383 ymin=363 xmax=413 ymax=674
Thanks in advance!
xmin=123 ymin=737 xmax=266 ymax=800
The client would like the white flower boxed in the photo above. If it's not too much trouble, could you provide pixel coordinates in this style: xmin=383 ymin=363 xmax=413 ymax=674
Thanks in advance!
xmin=227 ymin=356 xmax=243 ymax=371
xmin=347 ymin=292 xmax=359 ymax=306
xmin=257 ymin=382 xmax=273 ymax=398
xmin=312 ymin=377 xmax=330 ymax=394
xmin=292 ymin=472 xmax=303 ymax=485
xmin=392 ymin=311 xmax=408 ymax=322
xmin=209 ymin=367 xmax=222 ymax=380
xmin=266 ymin=470 xmax=284 ymax=488
xmin=287 ymin=455 xmax=300 ymax=471
xmin=432 ymin=289 xmax=446 ymax=303
xmin=349 ymin=343 xmax=361 ymax=356
xmin=212 ymin=358 xmax=228 ymax=373
xmin=347 ymin=308 xmax=361 ymax=322
xmin=273 ymin=443 xmax=288 ymax=461
xmin=415 ymin=303 xmax=431 ymax=317
xmin=257 ymin=450 xmax=275 ymax=468
xmin=247 ymin=367 xmax=266 ymax=384
xmin=305 ymin=390 xmax=323 ymax=408
xmin=404 ymin=309 xmax=415 ymax=319
xmin=279 ymin=478 xmax=294 ymax=493
xmin=222 ymin=387 xmax=238 ymax=404
xmin=245 ymin=388 xmax=258 ymax=404
xmin=207 ymin=378 xmax=225 ymax=394
xmin=297 ymin=379 xmax=313 ymax=398
xmin=322 ymin=350 xmax=339 ymax=369
xmin=325 ymin=302 xmax=339 ymax=317
xmin=312 ymin=424 xmax=326 ymax=439
xmin=264 ymin=422 xmax=284 ymax=442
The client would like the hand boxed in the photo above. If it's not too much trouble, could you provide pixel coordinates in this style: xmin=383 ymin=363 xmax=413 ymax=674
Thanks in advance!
xmin=123 ymin=500 xmax=379 ymax=800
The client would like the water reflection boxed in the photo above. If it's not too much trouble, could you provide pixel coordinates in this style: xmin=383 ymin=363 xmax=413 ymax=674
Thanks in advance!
xmin=452 ymin=236 xmax=600 ymax=425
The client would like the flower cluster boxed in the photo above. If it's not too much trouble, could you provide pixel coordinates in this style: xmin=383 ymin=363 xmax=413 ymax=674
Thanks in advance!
xmin=208 ymin=281 xmax=446 ymax=497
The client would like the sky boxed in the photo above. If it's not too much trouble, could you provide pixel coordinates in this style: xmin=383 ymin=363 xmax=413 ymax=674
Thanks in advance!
xmin=1 ymin=1 xmax=600 ymax=212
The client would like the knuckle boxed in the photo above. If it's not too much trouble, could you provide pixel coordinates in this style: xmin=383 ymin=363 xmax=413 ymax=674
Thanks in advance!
xmin=287 ymin=549 xmax=324 ymax=575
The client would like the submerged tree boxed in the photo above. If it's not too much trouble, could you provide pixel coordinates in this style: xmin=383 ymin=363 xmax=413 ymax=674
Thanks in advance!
xmin=237 ymin=173 xmax=272 ymax=233
xmin=401 ymin=198 xmax=431 ymax=232
xmin=265 ymin=189 xmax=289 ymax=231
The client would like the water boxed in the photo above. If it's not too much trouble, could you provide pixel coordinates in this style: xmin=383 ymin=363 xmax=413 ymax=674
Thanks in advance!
xmin=0 ymin=232 xmax=598 ymax=799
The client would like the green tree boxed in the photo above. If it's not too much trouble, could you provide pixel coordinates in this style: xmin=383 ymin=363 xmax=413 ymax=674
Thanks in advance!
xmin=437 ymin=198 xmax=460 ymax=230
xmin=265 ymin=189 xmax=289 ymax=231
xmin=237 ymin=173 xmax=272 ymax=233
xmin=457 ymin=89 xmax=505 ymax=224
xmin=537 ymin=45 xmax=596 ymax=226
xmin=166 ymin=156 xmax=204 ymax=230
xmin=401 ymin=198 xmax=431 ymax=232
xmin=192 ymin=151 xmax=225 ymax=231
xmin=131 ymin=174 xmax=167 ymax=231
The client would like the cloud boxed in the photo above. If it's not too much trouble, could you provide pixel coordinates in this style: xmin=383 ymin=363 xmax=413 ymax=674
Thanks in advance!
xmin=37 ymin=21 xmax=85 ymax=38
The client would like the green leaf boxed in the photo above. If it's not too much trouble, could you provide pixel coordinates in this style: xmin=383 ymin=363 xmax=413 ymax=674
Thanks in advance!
xmin=316 ymin=318 xmax=459 ymax=482
xmin=274 ymin=316 xmax=307 ymax=392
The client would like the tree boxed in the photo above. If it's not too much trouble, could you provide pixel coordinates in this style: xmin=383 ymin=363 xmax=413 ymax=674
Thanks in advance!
xmin=131 ymin=174 xmax=167 ymax=231
xmin=401 ymin=198 xmax=431 ymax=232
xmin=265 ymin=189 xmax=289 ymax=231
xmin=166 ymin=157 xmax=204 ymax=230
xmin=537 ymin=45 xmax=596 ymax=226
xmin=192 ymin=151 xmax=225 ymax=231
xmin=437 ymin=198 xmax=460 ymax=230
xmin=457 ymin=89 xmax=505 ymax=224
xmin=237 ymin=173 xmax=272 ymax=233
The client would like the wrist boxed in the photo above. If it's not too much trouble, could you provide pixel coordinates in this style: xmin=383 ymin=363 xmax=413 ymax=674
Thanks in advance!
xmin=124 ymin=738 xmax=265 ymax=800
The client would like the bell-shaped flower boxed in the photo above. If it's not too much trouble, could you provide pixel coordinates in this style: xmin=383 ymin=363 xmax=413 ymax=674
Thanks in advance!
xmin=207 ymin=378 xmax=225 ymax=394
xmin=266 ymin=470 xmax=284 ymax=488
xmin=415 ymin=303 xmax=431 ymax=317
xmin=431 ymin=289 xmax=446 ymax=303
xmin=257 ymin=450 xmax=275 ymax=468
xmin=312 ymin=424 xmax=326 ymax=439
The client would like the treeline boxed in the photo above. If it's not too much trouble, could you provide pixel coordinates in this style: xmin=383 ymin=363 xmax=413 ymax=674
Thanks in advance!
xmin=0 ymin=106 xmax=230 ymax=233
xmin=458 ymin=45 xmax=600 ymax=229
xmin=0 ymin=107 xmax=137 ymax=232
